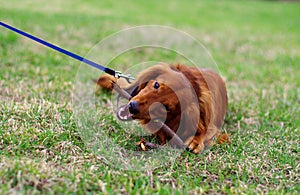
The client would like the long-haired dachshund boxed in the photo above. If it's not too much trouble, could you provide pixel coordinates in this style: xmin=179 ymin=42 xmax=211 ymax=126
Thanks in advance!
xmin=97 ymin=63 xmax=229 ymax=154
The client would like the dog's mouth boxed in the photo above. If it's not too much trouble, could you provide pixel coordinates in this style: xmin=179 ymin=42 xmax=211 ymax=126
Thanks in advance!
xmin=117 ymin=104 xmax=133 ymax=121
xmin=117 ymin=102 xmax=169 ymax=122
xmin=117 ymin=104 xmax=151 ymax=121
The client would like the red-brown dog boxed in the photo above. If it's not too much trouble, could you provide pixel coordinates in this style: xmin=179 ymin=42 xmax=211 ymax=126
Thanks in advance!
xmin=97 ymin=63 xmax=229 ymax=154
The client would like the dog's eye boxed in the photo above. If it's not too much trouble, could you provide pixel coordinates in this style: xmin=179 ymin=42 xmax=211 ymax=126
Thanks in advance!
xmin=154 ymin=81 xmax=160 ymax=89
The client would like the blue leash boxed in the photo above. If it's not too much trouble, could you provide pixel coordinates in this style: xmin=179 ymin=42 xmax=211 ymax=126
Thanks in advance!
xmin=0 ymin=21 xmax=134 ymax=82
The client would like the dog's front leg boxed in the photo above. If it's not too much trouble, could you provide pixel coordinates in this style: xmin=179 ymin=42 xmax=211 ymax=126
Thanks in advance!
xmin=184 ymin=134 xmax=206 ymax=154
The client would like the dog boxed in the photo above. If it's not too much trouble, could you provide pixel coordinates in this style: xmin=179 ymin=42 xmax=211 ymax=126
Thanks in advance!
xmin=97 ymin=63 xmax=229 ymax=154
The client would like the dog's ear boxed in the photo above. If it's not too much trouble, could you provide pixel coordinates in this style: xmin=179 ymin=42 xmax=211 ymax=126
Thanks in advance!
xmin=198 ymin=89 xmax=212 ymax=132
xmin=180 ymin=103 xmax=200 ymax=136
xmin=176 ymin=67 xmax=213 ymax=139
xmin=173 ymin=64 xmax=213 ymax=131
xmin=178 ymin=90 xmax=212 ymax=140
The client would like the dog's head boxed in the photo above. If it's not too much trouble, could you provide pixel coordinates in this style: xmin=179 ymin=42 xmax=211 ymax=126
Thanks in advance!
xmin=118 ymin=64 xmax=201 ymax=127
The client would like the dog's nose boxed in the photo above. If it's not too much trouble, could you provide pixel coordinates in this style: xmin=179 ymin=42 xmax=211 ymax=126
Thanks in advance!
xmin=128 ymin=101 xmax=139 ymax=115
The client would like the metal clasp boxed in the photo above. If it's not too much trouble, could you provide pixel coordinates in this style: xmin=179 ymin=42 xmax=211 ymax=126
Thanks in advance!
xmin=115 ymin=71 xmax=135 ymax=83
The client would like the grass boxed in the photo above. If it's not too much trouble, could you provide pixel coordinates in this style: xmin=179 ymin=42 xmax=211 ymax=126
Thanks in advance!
xmin=0 ymin=0 xmax=299 ymax=194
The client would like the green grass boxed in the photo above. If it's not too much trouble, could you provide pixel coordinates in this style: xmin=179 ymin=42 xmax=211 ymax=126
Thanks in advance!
xmin=1 ymin=0 xmax=299 ymax=194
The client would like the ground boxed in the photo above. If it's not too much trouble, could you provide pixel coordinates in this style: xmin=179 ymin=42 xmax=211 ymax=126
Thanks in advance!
xmin=0 ymin=0 xmax=299 ymax=194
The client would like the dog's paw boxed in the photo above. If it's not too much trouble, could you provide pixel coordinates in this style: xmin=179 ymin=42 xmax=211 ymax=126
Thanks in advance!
xmin=184 ymin=136 xmax=205 ymax=154
xmin=137 ymin=138 xmax=160 ymax=151
xmin=137 ymin=138 xmax=147 ymax=151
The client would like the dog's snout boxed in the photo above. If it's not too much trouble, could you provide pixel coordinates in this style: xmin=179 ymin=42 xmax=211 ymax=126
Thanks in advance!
xmin=128 ymin=101 xmax=139 ymax=115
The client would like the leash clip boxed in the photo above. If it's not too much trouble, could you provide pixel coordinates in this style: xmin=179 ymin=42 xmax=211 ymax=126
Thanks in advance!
xmin=115 ymin=71 xmax=135 ymax=83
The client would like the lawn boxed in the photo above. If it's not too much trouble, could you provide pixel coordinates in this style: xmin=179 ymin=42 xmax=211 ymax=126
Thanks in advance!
xmin=0 ymin=0 xmax=299 ymax=194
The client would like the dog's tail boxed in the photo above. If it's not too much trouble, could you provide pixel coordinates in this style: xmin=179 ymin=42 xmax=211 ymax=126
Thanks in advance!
xmin=95 ymin=74 xmax=117 ymax=91
xmin=95 ymin=74 xmax=131 ymax=92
